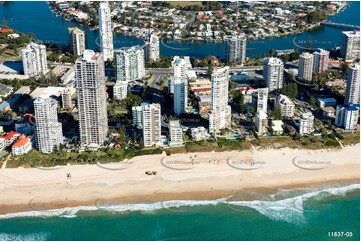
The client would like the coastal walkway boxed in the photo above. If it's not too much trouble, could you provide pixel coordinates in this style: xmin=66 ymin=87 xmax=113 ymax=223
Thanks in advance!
xmin=320 ymin=21 xmax=360 ymax=31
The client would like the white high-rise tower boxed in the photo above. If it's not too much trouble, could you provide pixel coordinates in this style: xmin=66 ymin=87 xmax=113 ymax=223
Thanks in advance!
xmin=98 ymin=2 xmax=114 ymax=61
xmin=22 ymin=42 xmax=48 ymax=77
xmin=313 ymin=49 xmax=329 ymax=73
xmin=298 ymin=52 xmax=314 ymax=82
xmin=145 ymin=33 xmax=160 ymax=62
xmin=75 ymin=50 xmax=108 ymax=148
xmin=34 ymin=97 xmax=63 ymax=153
xmin=209 ymin=67 xmax=231 ymax=134
xmin=224 ymin=33 xmax=247 ymax=66
xmin=345 ymin=64 xmax=360 ymax=105
xmin=172 ymin=56 xmax=190 ymax=114
xmin=263 ymin=57 xmax=284 ymax=91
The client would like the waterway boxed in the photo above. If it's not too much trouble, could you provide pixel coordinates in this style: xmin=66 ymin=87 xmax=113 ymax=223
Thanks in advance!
xmin=0 ymin=1 xmax=359 ymax=58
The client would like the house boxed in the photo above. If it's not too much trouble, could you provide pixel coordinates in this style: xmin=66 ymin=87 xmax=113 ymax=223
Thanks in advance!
xmin=276 ymin=94 xmax=295 ymax=118
xmin=190 ymin=127 xmax=211 ymax=141
xmin=322 ymin=106 xmax=335 ymax=118
xmin=0 ymin=83 xmax=13 ymax=100
xmin=271 ymin=120 xmax=284 ymax=135
xmin=317 ymin=98 xmax=337 ymax=108
xmin=11 ymin=134 xmax=32 ymax=156
xmin=0 ymin=28 xmax=13 ymax=34
xmin=0 ymin=131 xmax=21 ymax=146
xmin=7 ymin=33 xmax=20 ymax=39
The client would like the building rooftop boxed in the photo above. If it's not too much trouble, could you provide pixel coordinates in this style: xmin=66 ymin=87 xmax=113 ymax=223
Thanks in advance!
xmin=278 ymin=94 xmax=294 ymax=105
xmin=30 ymin=87 xmax=65 ymax=99
xmin=0 ymin=131 xmax=20 ymax=140
xmin=272 ymin=120 xmax=284 ymax=131
xmin=82 ymin=50 xmax=101 ymax=61
xmin=257 ymin=110 xmax=268 ymax=119
xmin=264 ymin=57 xmax=283 ymax=66
xmin=300 ymin=52 xmax=313 ymax=58
xmin=0 ymin=83 xmax=13 ymax=96
xmin=12 ymin=134 xmax=30 ymax=147
xmin=301 ymin=112 xmax=314 ymax=119
xmin=169 ymin=120 xmax=181 ymax=128
xmin=313 ymin=48 xmax=329 ymax=55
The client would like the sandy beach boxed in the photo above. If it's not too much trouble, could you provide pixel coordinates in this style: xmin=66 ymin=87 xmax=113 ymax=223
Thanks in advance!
xmin=0 ymin=145 xmax=359 ymax=215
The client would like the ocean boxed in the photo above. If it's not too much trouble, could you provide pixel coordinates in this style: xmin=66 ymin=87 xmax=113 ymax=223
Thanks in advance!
xmin=0 ymin=183 xmax=359 ymax=241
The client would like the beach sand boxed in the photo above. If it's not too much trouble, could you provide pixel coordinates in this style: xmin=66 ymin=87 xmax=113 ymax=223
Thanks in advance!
xmin=0 ymin=145 xmax=359 ymax=215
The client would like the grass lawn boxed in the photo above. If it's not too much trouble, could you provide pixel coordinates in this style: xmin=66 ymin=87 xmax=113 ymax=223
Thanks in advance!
xmin=341 ymin=132 xmax=360 ymax=146
xmin=166 ymin=146 xmax=187 ymax=155
xmin=217 ymin=139 xmax=251 ymax=151
xmin=257 ymin=136 xmax=298 ymax=149
xmin=185 ymin=140 xmax=219 ymax=153
xmin=1 ymin=49 xmax=22 ymax=60
xmin=6 ymin=147 xmax=165 ymax=168
xmin=254 ymin=135 xmax=341 ymax=150
xmin=168 ymin=1 xmax=202 ymax=7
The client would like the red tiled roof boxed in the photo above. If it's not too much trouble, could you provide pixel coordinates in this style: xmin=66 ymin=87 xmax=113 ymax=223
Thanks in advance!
xmin=0 ymin=28 xmax=13 ymax=33
xmin=12 ymin=134 xmax=30 ymax=147
xmin=0 ymin=131 xmax=20 ymax=140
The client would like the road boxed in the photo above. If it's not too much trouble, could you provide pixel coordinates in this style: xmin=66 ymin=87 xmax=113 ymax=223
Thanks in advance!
xmin=146 ymin=66 xmax=262 ymax=75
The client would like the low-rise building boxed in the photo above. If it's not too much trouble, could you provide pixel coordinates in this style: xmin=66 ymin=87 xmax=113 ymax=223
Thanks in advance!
xmin=113 ymin=82 xmax=128 ymax=100
xmin=11 ymin=134 xmax=32 ymax=156
xmin=322 ymin=106 xmax=336 ymax=118
xmin=317 ymin=98 xmax=337 ymax=108
xmin=276 ymin=94 xmax=295 ymax=118
xmin=271 ymin=120 xmax=284 ymax=135
xmin=190 ymin=79 xmax=212 ymax=96
xmin=198 ymin=95 xmax=211 ymax=113
xmin=0 ymin=83 xmax=13 ymax=100
xmin=0 ymin=86 xmax=31 ymax=111
xmin=0 ymin=131 xmax=21 ymax=146
xmin=190 ymin=126 xmax=211 ymax=141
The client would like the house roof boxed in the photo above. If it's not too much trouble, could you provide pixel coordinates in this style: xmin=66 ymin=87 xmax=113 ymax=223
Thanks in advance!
xmin=0 ymin=131 xmax=20 ymax=140
xmin=12 ymin=134 xmax=30 ymax=147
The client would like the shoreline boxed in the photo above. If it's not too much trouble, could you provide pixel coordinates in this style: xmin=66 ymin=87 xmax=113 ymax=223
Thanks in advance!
xmin=48 ymin=2 xmax=347 ymax=45
xmin=0 ymin=145 xmax=359 ymax=216
xmin=0 ymin=178 xmax=358 ymax=218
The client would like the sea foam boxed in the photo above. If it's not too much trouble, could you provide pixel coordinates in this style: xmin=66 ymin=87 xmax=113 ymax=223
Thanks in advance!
xmin=0 ymin=184 xmax=358 ymax=223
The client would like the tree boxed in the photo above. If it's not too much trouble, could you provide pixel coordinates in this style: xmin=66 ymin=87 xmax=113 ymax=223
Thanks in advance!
xmin=268 ymin=48 xmax=275 ymax=57
xmin=340 ymin=62 xmax=349 ymax=74
xmin=139 ymin=137 xmax=144 ymax=149
xmin=309 ymin=96 xmax=316 ymax=106
xmin=271 ymin=105 xmax=282 ymax=119
xmin=121 ymin=93 xmax=142 ymax=117
xmin=249 ymin=106 xmax=256 ymax=116
xmin=132 ymin=130 xmax=137 ymax=143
